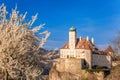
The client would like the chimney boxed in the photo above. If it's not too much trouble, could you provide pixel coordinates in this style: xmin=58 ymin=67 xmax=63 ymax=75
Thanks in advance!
xmin=79 ymin=36 xmax=81 ymax=41
xmin=91 ymin=37 xmax=94 ymax=44
xmin=86 ymin=36 xmax=89 ymax=41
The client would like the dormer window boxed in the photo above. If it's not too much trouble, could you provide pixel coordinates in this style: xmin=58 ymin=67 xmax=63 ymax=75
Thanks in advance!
xmin=82 ymin=46 xmax=84 ymax=48
xmin=66 ymin=46 xmax=68 ymax=48
xmin=78 ymin=46 xmax=80 ymax=48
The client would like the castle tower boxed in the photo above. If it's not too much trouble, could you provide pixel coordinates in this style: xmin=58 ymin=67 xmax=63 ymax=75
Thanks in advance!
xmin=69 ymin=26 xmax=76 ymax=49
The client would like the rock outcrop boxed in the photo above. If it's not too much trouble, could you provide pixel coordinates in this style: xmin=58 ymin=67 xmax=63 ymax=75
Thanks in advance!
xmin=49 ymin=58 xmax=104 ymax=80
xmin=105 ymin=64 xmax=120 ymax=80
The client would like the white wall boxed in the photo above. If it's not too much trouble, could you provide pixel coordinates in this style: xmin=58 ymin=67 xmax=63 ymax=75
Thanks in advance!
xmin=60 ymin=49 xmax=90 ymax=58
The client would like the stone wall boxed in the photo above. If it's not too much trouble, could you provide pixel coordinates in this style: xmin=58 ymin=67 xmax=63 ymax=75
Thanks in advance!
xmin=54 ymin=58 xmax=82 ymax=74
xmin=84 ymin=50 xmax=92 ymax=69
xmin=49 ymin=58 xmax=104 ymax=80
xmin=49 ymin=58 xmax=82 ymax=80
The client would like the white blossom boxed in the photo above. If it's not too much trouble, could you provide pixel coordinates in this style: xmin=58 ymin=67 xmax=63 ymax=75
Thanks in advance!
xmin=0 ymin=4 xmax=50 ymax=80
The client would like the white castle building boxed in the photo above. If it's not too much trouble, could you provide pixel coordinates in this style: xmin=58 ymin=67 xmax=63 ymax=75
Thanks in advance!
xmin=60 ymin=27 xmax=114 ymax=69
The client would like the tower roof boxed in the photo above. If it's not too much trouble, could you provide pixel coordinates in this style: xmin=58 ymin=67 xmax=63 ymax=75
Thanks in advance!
xmin=69 ymin=26 xmax=76 ymax=31
xmin=105 ymin=45 xmax=114 ymax=53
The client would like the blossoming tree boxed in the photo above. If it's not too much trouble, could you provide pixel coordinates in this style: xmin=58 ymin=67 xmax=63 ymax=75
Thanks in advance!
xmin=0 ymin=4 xmax=50 ymax=80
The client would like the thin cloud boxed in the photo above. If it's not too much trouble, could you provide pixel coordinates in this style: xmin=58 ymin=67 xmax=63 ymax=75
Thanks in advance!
xmin=96 ymin=44 xmax=108 ymax=50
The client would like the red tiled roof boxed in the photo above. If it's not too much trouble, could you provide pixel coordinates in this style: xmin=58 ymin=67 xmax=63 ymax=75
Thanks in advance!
xmin=61 ymin=38 xmax=98 ymax=50
xmin=92 ymin=50 xmax=108 ymax=55
xmin=60 ymin=38 xmax=113 ymax=55
xmin=61 ymin=42 xmax=69 ymax=49
xmin=75 ymin=38 xmax=97 ymax=50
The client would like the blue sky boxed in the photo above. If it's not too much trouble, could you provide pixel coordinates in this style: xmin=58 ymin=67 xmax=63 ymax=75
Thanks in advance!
xmin=1 ymin=0 xmax=120 ymax=50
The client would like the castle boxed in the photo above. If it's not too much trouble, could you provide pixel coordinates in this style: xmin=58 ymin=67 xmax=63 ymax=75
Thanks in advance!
xmin=60 ymin=27 xmax=114 ymax=69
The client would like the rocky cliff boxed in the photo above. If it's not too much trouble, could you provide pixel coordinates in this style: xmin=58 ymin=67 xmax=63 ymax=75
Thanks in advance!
xmin=49 ymin=58 xmax=104 ymax=80
xmin=105 ymin=64 xmax=120 ymax=80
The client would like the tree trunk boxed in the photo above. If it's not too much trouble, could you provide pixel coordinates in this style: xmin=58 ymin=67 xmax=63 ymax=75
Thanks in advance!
xmin=3 ymin=69 xmax=8 ymax=80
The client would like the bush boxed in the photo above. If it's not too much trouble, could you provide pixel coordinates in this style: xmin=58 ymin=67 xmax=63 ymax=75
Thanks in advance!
xmin=86 ymin=69 xmax=103 ymax=73
xmin=96 ymin=66 xmax=102 ymax=69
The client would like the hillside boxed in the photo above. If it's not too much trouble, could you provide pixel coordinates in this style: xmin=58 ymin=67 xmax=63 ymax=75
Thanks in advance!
xmin=105 ymin=64 xmax=120 ymax=80
xmin=105 ymin=55 xmax=120 ymax=80
xmin=40 ymin=52 xmax=120 ymax=80
xmin=48 ymin=57 xmax=120 ymax=80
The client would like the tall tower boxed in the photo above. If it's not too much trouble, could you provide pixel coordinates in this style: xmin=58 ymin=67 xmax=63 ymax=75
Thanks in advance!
xmin=69 ymin=26 xmax=76 ymax=49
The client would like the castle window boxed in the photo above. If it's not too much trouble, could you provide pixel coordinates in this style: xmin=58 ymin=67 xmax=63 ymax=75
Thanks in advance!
xmin=82 ymin=54 xmax=85 ymax=57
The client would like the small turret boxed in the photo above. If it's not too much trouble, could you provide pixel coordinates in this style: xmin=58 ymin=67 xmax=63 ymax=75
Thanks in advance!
xmin=79 ymin=36 xmax=82 ymax=41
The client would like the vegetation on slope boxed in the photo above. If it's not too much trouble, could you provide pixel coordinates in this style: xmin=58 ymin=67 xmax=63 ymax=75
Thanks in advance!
xmin=104 ymin=64 xmax=120 ymax=80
